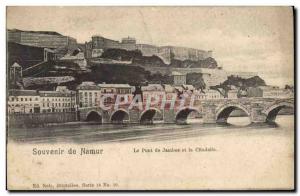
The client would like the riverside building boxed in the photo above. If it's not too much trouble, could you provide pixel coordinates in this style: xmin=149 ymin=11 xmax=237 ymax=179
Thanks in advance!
xmin=7 ymin=86 xmax=76 ymax=114
xmin=8 ymin=90 xmax=40 ymax=114
xmin=39 ymin=86 xmax=76 ymax=113
xmin=77 ymin=82 xmax=134 ymax=108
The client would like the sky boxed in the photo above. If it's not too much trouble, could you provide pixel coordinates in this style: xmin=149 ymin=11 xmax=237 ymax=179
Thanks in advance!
xmin=7 ymin=6 xmax=294 ymax=87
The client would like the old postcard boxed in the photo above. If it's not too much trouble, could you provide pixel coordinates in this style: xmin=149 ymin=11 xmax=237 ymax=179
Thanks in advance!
xmin=6 ymin=6 xmax=294 ymax=190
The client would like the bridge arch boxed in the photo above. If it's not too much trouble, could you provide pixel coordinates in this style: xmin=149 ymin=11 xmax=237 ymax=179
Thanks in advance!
xmin=139 ymin=108 xmax=162 ymax=124
xmin=216 ymin=103 xmax=251 ymax=124
xmin=86 ymin=110 xmax=102 ymax=123
xmin=263 ymin=101 xmax=294 ymax=123
xmin=110 ymin=109 xmax=130 ymax=124
xmin=175 ymin=107 xmax=201 ymax=124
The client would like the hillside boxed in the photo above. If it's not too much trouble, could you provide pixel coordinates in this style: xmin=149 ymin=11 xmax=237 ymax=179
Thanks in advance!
xmin=22 ymin=60 xmax=208 ymax=91
xmin=170 ymin=57 xmax=218 ymax=68
xmin=85 ymin=62 xmax=172 ymax=86
xmin=100 ymin=48 xmax=218 ymax=68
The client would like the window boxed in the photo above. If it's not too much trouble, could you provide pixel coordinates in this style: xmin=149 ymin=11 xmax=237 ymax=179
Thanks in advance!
xmin=30 ymin=98 xmax=32 ymax=101
xmin=106 ymin=97 xmax=113 ymax=103
xmin=25 ymin=98 xmax=27 ymax=101
xmin=21 ymin=98 xmax=23 ymax=101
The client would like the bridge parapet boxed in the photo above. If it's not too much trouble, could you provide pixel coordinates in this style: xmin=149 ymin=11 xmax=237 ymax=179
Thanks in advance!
xmin=77 ymin=97 xmax=294 ymax=124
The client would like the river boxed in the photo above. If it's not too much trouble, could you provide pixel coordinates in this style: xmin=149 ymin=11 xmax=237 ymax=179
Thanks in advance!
xmin=7 ymin=115 xmax=294 ymax=189
xmin=8 ymin=115 xmax=294 ymax=144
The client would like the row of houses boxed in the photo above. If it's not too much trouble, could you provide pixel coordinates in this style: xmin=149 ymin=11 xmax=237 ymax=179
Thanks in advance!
xmin=7 ymin=82 xmax=294 ymax=114
xmin=8 ymin=86 xmax=76 ymax=114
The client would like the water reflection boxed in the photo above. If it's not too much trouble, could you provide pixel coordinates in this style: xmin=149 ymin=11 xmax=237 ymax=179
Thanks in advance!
xmin=226 ymin=116 xmax=251 ymax=126
xmin=8 ymin=115 xmax=294 ymax=144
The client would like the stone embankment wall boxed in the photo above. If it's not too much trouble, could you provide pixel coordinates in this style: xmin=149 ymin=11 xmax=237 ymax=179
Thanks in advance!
xmin=8 ymin=112 xmax=77 ymax=128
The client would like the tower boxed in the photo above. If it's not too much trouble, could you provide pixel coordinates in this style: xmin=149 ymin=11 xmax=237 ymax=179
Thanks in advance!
xmin=10 ymin=62 xmax=23 ymax=88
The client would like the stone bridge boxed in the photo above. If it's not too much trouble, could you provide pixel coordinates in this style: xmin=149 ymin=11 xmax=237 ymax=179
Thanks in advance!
xmin=78 ymin=98 xmax=294 ymax=125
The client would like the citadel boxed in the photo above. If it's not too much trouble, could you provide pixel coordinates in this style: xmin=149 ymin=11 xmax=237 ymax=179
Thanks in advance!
xmin=85 ymin=35 xmax=212 ymax=64
xmin=7 ymin=29 xmax=212 ymax=64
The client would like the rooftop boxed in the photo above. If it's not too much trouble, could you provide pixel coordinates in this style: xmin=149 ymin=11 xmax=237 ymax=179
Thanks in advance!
xmin=141 ymin=84 xmax=164 ymax=91
xmin=172 ymin=71 xmax=185 ymax=76
xmin=259 ymin=86 xmax=280 ymax=90
xmin=97 ymin=83 xmax=132 ymax=88
xmin=121 ymin=36 xmax=136 ymax=42
xmin=8 ymin=29 xmax=62 ymax=36
xmin=163 ymin=84 xmax=175 ymax=93
xmin=11 ymin=62 xmax=22 ymax=68
xmin=9 ymin=90 xmax=38 ymax=96
xmin=182 ymin=84 xmax=195 ymax=90
xmin=39 ymin=90 xmax=74 ymax=97
xmin=77 ymin=82 xmax=132 ymax=90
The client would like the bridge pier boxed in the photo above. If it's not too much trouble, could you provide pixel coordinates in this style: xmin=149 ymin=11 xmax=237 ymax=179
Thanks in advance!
xmin=128 ymin=110 xmax=140 ymax=124
xmin=79 ymin=112 xmax=86 ymax=122
xmin=250 ymin=104 xmax=267 ymax=124
xmin=164 ymin=109 xmax=175 ymax=123
xmin=202 ymin=104 xmax=217 ymax=124
xmin=101 ymin=110 xmax=110 ymax=124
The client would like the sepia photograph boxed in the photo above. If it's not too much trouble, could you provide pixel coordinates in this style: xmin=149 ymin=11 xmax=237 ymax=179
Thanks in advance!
xmin=6 ymin=6 xmax=295 ymax=190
